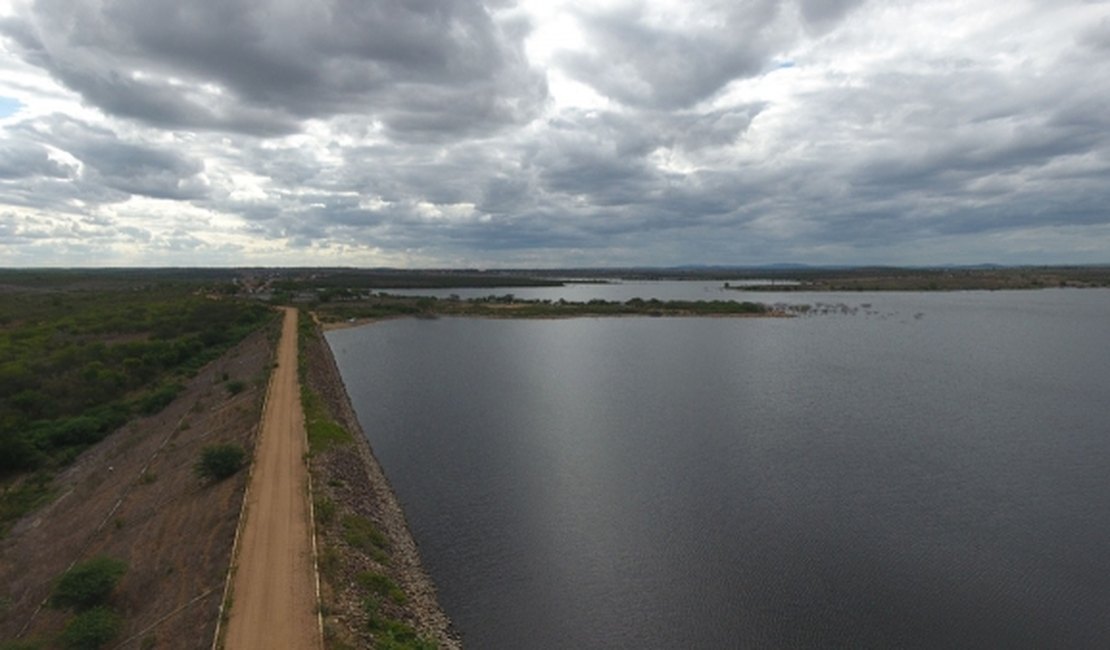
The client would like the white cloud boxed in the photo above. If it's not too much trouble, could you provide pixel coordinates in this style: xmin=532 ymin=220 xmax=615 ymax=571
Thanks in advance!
xmin=0 ymin=0 xmax=1108 ymax=266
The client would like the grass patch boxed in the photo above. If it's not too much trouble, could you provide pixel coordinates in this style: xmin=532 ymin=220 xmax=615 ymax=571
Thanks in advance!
xmin=341 ymin=514 xmax=389 ymax=555
xmin=363 ymin=599 xmax=436 ymax=650
xmin=314 ymin=496 xmax=336 ymax=526
xmin=295 ymin=309 xmax=353 ymax=455
xmin=322 ymin=623 xmax=356 ymax=650
xmin=318 ymin=547 xmax=341 ymax=581
xmin=301 ymin=387 xmax=353 ymax=454
xmin=357 ymin=571 xmax=406 ymax=605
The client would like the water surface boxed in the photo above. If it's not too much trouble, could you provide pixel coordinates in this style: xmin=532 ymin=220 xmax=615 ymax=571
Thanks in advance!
xmin=328 ymin=289 xmax=1110 ymax=648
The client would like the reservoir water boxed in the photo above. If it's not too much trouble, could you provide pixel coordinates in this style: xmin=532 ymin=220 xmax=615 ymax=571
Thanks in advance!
xmin=327 ymin=288 xmax=1110 ymax=648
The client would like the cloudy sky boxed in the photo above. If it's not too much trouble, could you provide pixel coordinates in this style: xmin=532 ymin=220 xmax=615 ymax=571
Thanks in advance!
xmin=1 ymin=0 xmax=1108 ymax=267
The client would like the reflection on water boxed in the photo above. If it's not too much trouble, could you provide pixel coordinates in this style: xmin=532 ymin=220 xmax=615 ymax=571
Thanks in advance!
xmin=328 ymin=289 xmax=1110 ymax=649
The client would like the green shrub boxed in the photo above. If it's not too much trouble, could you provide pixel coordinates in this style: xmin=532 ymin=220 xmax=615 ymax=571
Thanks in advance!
xmin=318 ymin=547 xmax=341 ymax=581
xmin=356 ymin=571 xmax=405 ymax=604
xmin=194 ymin=444 xmax=246 ymax=481
xmin=226 ymin=379 xmax=246 ymax=396
xmin=341 ymin=515 xmax=389 ymax=555
xmin=61 ymin=606 xmax=121 ymax=649
xmin=0 ymin=471 xmax=55 ymax=536
xmin=314 ymin=496 xmax=336 ymax=526
xmin=50 ymin=557 xmax=127 ymax=610
xmin=0 ymin=432 xmax=44 ymax=473
xmin=137 ymin=383 xmax=182 ymax=416
xmin=362 ymin=602 xmax=435 ymax=650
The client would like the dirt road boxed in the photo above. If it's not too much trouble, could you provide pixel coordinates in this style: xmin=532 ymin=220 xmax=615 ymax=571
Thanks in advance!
xmin=224 ymin=307 xmax=321 ymax=649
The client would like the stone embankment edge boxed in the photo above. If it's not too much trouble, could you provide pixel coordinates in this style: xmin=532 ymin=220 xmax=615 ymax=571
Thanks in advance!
xmin=310 ymin=317 xmax=461 ymax=649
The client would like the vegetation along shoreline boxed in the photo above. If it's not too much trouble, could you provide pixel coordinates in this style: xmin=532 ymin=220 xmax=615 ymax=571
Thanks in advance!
xmin=299 ymin=310 xmax=461 ymax=649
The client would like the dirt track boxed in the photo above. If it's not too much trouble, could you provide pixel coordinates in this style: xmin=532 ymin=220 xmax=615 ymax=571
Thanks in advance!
xmin=224 ymin=308 xmax=321 ymax=649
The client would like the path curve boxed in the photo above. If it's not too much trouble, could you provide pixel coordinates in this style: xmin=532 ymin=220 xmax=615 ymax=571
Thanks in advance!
xmin=224 ymin=307 xmax=321 ymax=650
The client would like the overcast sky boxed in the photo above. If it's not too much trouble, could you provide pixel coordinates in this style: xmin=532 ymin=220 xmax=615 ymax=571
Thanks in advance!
xmin=1 ymin=0 xmax=1108 ymax=267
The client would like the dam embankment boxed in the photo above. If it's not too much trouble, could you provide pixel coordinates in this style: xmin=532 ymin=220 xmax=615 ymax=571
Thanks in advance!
xmin=302 ymin=315 xmax=460 ymax=649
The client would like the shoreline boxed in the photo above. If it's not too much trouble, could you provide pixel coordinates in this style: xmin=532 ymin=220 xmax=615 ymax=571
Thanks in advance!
xmin=320 ymin=309 xmax=789 ymax=332
xmin=304 ymin=316 xmax=461 ymax=648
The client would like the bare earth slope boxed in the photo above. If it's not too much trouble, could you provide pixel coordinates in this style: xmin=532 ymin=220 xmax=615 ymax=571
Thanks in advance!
xmin=0 ymin=321 xmax=276 ymax=648
xmin=223 ymin=307 xmax=321 ymax=650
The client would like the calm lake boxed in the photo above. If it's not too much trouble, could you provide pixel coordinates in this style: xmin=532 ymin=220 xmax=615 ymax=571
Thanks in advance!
xmin=327 ymin=288 xmax=1110 ymax=648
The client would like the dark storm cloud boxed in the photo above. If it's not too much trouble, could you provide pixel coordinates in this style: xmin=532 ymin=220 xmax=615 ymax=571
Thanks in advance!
xmin=0 ymin=133 xmax=127 ymax=212
xmin=797 ymin=0 xmax=866 ymax=33
xmin=1080 ymin=16 xmax=1110 ymax=51
xmin=0 ymin=113 xmax=213 ymax=227
xmin=1 ymin=0 xmax=547 ymax=138
xmin=235 ymin=102 xmax=769 ymax=252
xmin=668 ymin=106 xmax=765 ymax=151
xmin=557 ymin=2 xmax=783 ymax=109
xmin=4 ymin=0 xmax=1107 ymax=266
xmin=14 ymin=115 xmax=209 ymax=201
xmin=523 ymin=106 xmax=764 ymax=218
xmin=0 ymin=140 xmax=74 ymax=179
xmin=209 ymin=104 xmax=763 ymax=256
xmin=555 ymin=1 xmax=865 ymax=110
xmin=754 ymin=51 xmax=1110 ymax=245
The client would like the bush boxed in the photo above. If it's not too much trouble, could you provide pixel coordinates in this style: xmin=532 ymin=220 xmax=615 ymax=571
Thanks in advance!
xmin=314 ymin=497 xmax=336 ymax=526
xmin=0 ymin=432 xmax=44 ymax=473
xmin=137 ymin=383 xmax=182 ymax=416
xmin=194 ymin=444 xmax=246 ymax=481
xmin=341 ymin=514 xmax=390 ymax=564
xmin=341 ymin=515 xmax=389 ymax=553
xmin=356 ymin=571 xmax=405 ymax=604
xmin=45 ymin=417 xmax=101 ymax=447
xmin=50 ymin=557 xmax=127 ymax=610
xmin=61 ymin=607 xmax=121 ymax=649
xmin=226 ymin=379 xmax=246 ymax=396
xmin=0 ymin=471 xmax=55 ymax=537
xmin=362 ymin=601 xmax=435 ymax=650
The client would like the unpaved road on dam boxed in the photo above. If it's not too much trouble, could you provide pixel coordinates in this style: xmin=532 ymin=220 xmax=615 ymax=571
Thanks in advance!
xmin=224 ymin=307 xmax=321 ymax=650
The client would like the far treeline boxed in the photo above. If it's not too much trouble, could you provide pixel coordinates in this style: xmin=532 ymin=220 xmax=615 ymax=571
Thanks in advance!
xmin=238 ymin=264 xmax=1110 ymax=299
xmin=726 ymin=265 xmax=1110 ymax=291
xmin=0 ymin=273 xmax=275 ymax=532
xmin=313 ymin=294 xmax=773 ymax=323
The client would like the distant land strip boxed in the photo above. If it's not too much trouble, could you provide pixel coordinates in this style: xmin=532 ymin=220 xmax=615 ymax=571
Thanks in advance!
xmin=314 ymin=295 xmax=782 ymax=326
